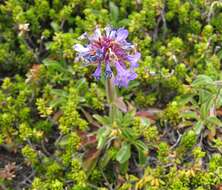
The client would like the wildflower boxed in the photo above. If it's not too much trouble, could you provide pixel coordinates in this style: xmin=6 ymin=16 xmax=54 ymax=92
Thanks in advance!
xmin=18 ymin=23 xmax=30 ymax=36
xmin=74 ymin=26 xmax=140 ymax=87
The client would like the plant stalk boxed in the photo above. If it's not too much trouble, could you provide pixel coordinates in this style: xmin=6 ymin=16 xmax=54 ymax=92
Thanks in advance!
xmin=106 ymin=76 xmax=117 ymax=122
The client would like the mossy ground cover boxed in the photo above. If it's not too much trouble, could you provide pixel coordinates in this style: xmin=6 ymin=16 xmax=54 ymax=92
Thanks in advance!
xmin=1 ymin=0 xmax=222 ymax=189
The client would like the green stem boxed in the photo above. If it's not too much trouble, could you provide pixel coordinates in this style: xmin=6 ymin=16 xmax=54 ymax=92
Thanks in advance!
xmin=106 ymin=76 xmax=117 ymax=122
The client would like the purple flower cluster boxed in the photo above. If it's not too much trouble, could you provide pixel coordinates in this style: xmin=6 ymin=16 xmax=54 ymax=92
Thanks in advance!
xmin=74 ymin=26 xmax=140 ymax=87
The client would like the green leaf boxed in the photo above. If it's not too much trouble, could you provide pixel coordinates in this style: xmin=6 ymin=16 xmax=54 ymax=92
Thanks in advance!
xmin=57 ymin=135 xmax=69 ymax=147
xmin=99 ymin=151 xmax=112 ymax=168
xmin=194 ymin=121 xmax=204 ymax=135
xmin=43 ymin=59 xmax=65 ymax=72
xmin=199 ymin=89 xmax=213 ymax=104
xmin=75 ymin=78 xmax=87 ymax=90
xmin=109 ymin=1 xmax=119 ymax=23
xmin=217 ymin=49 xmax=222 ymax=60
xmin=116 ymin=143 xmax=131 ymax=164
xmin=180 ymin=111 xmax=198 ymax=120
xmin=206 ymin=116 xmax=222 ymax=126
xmin=97 ymin=127 xmax=110 ymax=149
xmin=51 ymin=89 xmax=68 ymax=97
xmin=119 ymin=111 xmax=134 ymax=128
xmin=192 ymin=75 xmax=214 ymax=87
xmin=134 ymin=140 xmax=147 ymax=165
xmin=50 ymin=21 xmax=60 ymax=32
xmin=93 ymin=114 xmax=111 ymax=126
xmin=178 ymin=94 xmax=193 ymax=105
xmin=49 ymin=97 xmax=66 ymax=108
xmin=121 ymin=128 xmax=136 ymax=142
xmin=119 ymin=160 xmax=128 ymax=174
xmin=200 ymin=95 xmax=214 ymax=119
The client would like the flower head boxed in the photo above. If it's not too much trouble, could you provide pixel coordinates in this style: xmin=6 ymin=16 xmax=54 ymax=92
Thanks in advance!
xmin=74 ymin=26 xmax=140 ymax=87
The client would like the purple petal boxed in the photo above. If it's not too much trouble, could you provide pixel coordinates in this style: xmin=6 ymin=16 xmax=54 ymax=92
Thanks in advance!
xmin=128 ymin=71 xmax=137 ymax=80
xmin=104 ymin=26 xmax=116 ymax=39
xmin=127 ymin=52 xmax=141 ymax=68
xmin=128 ymin=52 xmax=141 ymax=63
xmin=115 ymin=61 xmax=125 ymax=73
xmin=116 ymin=28 xmax=128 ymax=42
xmin=92 ymin=63 xmax=101 ymax=80
xmin=121 ymin=41 xmax=134 ymax=50
xmin=109 ymin=30 xmax=116 ymax=39
xmin=96 ymin=49 xmax=104 ymax=60
xmin=78 ymin=32 xmax=88 ymax=40
xmin=105 ymin=26 xmax=112 ymax=37
xmin=105 ymin=62 xmax=112 ymax=78
xmin=89 ymin=28 xmax=101 ymax=41
xmin=73 ymin=44 xmax=89 ymax=53
xmin=114 ymin=62 xmax=137 ymax=87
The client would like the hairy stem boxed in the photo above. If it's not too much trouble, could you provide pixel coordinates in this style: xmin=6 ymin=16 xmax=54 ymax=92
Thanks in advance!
xmin=106 ymin=76 xmax=117 ymax=122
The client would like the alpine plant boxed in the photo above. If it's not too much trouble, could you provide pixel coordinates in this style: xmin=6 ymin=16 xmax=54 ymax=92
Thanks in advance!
xmin=74 ymin=26 xmax=141 ymax=87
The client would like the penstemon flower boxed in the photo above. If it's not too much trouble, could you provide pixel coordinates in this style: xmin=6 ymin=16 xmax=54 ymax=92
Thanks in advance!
xmin=74 ymin=26 xmax=140 ymax=87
